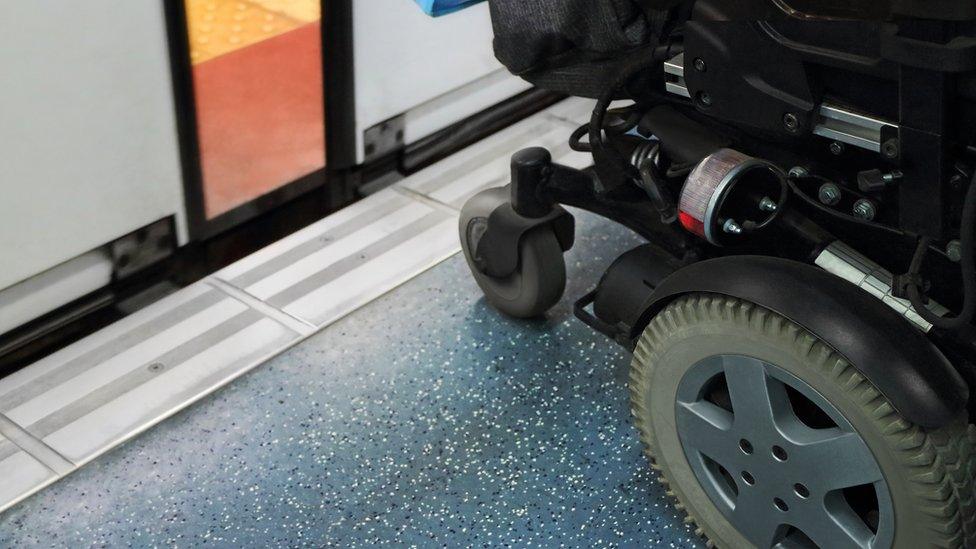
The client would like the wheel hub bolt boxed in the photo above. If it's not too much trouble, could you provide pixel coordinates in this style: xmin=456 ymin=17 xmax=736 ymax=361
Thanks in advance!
xmin=694 ymin=57 xmax=707 ymax=72
xmin=818 ymin=183 xmax=841 ymax=206
xmin=759 ymin=196 xmax=778 ymax=212
xmin=829 ymin=141 xmax=845 ymax=155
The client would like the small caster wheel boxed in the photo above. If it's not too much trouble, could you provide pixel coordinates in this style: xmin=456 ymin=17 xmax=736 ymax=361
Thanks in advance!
xmin=459 ymin=186 xmax=567 ymax=318
xmin=630 ymin=294 xmax=976 ymax=549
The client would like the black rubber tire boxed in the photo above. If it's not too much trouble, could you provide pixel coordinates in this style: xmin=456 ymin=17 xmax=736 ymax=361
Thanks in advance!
xmin=459 ymin=186 xmax=567 ymax=318
xmin=630 ymin=294 xmax=976 ymax=549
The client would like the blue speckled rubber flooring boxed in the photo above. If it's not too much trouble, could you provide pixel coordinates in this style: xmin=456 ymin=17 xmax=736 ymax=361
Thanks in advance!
xmin=0 ymin=210 xmax=703 ymax=548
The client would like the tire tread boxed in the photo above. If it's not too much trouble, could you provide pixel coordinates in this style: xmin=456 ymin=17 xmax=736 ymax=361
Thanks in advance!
xmin=629 ymin=294 xmax=976 ymax=548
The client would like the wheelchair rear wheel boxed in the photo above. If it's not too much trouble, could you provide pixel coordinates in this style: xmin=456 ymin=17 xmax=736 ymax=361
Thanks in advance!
xmin=630 ymin=293 xmax=976 ymax=548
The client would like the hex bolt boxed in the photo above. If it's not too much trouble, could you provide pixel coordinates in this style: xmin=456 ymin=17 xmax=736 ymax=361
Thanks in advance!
xmin=723 ymin=219 xmax=743 ymax=235
xmin=788 ymin=166 xmax=809 ymax=179
xmin=829 ymin=141 xmax=845 ymax=156
xmin=693 ymin=57 xmax=707 ymax=72
xmin=783 ymin=113 xmax=800 ymax=133
xmin=853 ymin=199 xmax=877 ymax=221
xmin=818 ymin=183 xmax=842 ymax=206
xmin=759 ymin=197 xmax=778 ymax=212
xmin=947 ymin=240 xmax=962 ymax=263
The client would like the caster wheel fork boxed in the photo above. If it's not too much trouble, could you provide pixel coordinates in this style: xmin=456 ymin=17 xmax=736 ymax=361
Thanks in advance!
xmin=458 ymin=148 xmax=574 ymax=318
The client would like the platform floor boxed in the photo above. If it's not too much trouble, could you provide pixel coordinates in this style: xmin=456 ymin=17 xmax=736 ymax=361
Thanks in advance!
xmin=0 ymin=99 xmax=703 ymax=547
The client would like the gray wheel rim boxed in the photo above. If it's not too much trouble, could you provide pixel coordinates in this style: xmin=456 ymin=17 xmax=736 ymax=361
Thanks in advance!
xmin=675 ymin=355 xmax=894 ymax=549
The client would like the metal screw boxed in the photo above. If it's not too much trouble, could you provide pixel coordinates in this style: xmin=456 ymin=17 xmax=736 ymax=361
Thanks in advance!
xmin=759 ymin=197 xmax=778 ymax=212
xmin=883 ymin=170 xmax=904 ymax=183
xmin=829 ymin=141 xmax=845 ymax=156
xmin=852 ymin=199 xmax=877 ymax=221
xmin=148 ymin=362 xmax=165 ymax=373
xmin=881 ymin=138 xmax=900 ymax=160
xmin=947 ymin=240 xmax=962 ymax=263
xmin=818 ymin=183 xmax=841 ymax=206
xmin=783 ymin=113 xmax=800 ymax=133
xmin=693 ymin=57 xmax=707 ymax=72
xmin=697 ymin=91 xmax=713 ymax=107
xmin=788 ymin=166 xmax=809 ymax=179
xmin=723 ymin=219 xmax=743 ymax=234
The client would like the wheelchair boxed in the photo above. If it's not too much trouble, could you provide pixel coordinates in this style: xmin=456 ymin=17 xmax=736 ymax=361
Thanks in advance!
xmin=460 ymin=3 xmax=976 ymax=547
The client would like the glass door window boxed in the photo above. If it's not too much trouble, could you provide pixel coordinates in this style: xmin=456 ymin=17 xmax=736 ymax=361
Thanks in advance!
xmin=184 ymin=0 xmax=326 ymax=219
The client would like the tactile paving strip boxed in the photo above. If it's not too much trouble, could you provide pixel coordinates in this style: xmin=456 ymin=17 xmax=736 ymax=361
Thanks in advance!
xmin=215 ymin=188 xmax=460 ymax=327
xmin=185 ymin=0 xmax=317 ymax=64
xmin=247 ymin=0 xmax=320 ymax=22
xmin=0 ymin=430 xmax=56 ymax=513
xmin=0 ymin=99 xmax=594 ymax=514
xmin=0 ymin=284 xmax=302 ymax=467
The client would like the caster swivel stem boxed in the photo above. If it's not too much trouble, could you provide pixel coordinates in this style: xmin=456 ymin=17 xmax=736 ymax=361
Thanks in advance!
xmin=510 ymin=147 xmax=554 ymax=218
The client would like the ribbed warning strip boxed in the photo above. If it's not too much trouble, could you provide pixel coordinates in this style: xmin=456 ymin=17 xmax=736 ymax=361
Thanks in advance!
xmin=0 ymin=428 xmax=56 ymax=513
xmin=0 ymin=285 xmax=301 ymax=468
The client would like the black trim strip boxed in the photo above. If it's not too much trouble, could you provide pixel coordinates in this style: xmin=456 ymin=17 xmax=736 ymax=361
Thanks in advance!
xmin=400 ymin=88 xmax=566 ymax=174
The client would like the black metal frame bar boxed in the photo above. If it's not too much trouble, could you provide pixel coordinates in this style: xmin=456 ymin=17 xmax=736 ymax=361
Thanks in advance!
xmin=540 ymin=163 xmax=692 ymax=255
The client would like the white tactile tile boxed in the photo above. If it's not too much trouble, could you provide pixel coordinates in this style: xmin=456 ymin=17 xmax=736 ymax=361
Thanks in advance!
xmin=41 ymin=318 xmax=295 ymax=465
xmin=215 ymin=188 xmax=460 ymax=327
xmin=0 ymin=283 xmax=301 ymax=466
xmin=282 ymin=215 xmax=459 ymax=325
xmin=0 ymin=431 xmax=56 ymax=514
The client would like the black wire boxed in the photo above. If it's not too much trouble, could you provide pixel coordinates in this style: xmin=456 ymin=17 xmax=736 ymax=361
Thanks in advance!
xmin=569 ymin=123 xmax=592 ymax=152
xmin=572 ymin=106 xmax=645 ymax=153
xmin=588 ymin=44 xmax=680 ymax=181
xmin=788 ymin=175 xmax=954 ymax=263
xmin=665 ymin=161 xmax=695 ymax=178
xmin=906 ymin=170 xmax=976 ymax=330
xmin=636 ymin=142 xmax=678 ymax=224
